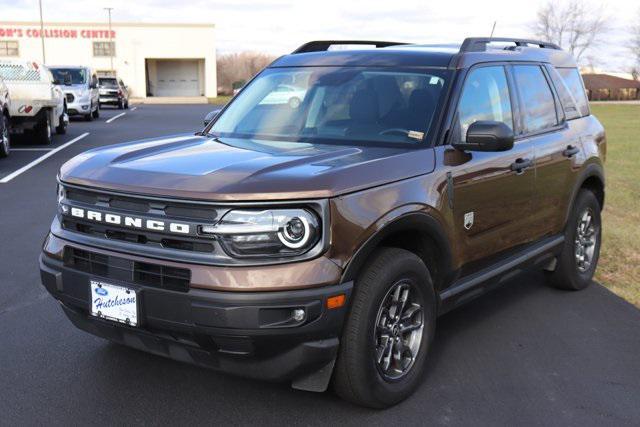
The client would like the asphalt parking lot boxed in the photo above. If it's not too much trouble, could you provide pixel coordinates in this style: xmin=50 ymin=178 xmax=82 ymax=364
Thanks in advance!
xmin=1 ymin=104 xmax=639 ymax=426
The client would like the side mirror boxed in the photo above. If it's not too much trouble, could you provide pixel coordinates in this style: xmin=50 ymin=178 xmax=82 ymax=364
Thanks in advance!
xmin=203 ymin=108 xmax=222 ymax=127
xmin=453 ymin=121 xmax=514 ymax=152
xmin=52 ymin=79 xmax=61 ymax=85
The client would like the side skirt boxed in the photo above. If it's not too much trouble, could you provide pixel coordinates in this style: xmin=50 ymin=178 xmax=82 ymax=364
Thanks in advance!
xmin=438 ymin=234 xmax=564 ymax=315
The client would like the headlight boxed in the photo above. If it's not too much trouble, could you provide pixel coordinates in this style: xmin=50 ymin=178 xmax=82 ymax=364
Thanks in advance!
xmin=57 ymin=184 xmax=68 ymax=213
xmin=201 ymin=209 xmax=321 ymax=258
xmin=57 ymin=184 xmax=65 ymax=204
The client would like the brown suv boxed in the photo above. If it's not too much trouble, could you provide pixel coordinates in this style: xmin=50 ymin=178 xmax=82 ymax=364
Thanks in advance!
xmin=40 ymin=38 xmax=605 ymax=408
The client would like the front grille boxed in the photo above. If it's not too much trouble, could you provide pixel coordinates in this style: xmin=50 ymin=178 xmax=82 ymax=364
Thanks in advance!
xmin=65 ymin=248 xmax=191 ymax=292
xmin=66 ymin=93 xmax=75 ymax=103
xmin=66 ymin=187 xmax=219 ymax=221
xmin=62 ymin=187 xmax=221 ymax=255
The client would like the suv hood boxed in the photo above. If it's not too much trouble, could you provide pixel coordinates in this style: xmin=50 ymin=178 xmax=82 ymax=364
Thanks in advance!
xmin=59 ymin=134 xmax=436 ymax=201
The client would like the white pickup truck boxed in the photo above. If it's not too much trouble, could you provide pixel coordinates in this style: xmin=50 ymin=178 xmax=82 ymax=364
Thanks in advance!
xmin=0 ymin=60 xmax=67 ymax=145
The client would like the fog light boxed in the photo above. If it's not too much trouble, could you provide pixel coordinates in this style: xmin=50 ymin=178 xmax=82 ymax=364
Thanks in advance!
xmin=292 ymin=308 xmax=305 ymax=322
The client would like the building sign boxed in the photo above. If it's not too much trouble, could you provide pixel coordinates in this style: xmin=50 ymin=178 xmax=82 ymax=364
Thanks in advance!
xmin=0 ymin=27 xmax=116 ymax=39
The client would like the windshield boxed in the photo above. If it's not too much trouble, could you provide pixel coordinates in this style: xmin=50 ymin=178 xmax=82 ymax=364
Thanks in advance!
xmin=99 ymin=78 xmax=118 ymax=88
xmin=50 ymin=68 xmax=87 ymax=85
xmin=209 ymin=67 xmax=449 ymax=146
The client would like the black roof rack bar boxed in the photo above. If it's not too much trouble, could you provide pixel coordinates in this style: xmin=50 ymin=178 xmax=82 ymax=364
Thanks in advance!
xmin=460 ymin=37 xmax=561 ymax=53
xmin=292 ymin=40 xmax=408 ymax=54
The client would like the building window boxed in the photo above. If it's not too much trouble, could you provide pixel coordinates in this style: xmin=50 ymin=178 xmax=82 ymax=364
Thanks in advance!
xmin=0 ymin=40 xmax=19 ymax=57
xmin=93 ymin=41 xmax=115 ymax=57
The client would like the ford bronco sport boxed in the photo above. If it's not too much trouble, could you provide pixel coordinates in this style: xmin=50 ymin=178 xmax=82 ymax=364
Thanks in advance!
xmin=40 ymin=38 xmax=605 ymax=408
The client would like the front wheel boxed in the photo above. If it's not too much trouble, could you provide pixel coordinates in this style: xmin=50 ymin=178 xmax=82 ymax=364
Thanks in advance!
xmin=84 ymin=104 xmax=94 ymax=122
xmin=547 ymin=189 xmax=602 ymax=290
xmin=56 ymin=113 xmax=67 ymax=135
xmin=333 ymin=247 xmax=436 ymax=408
xmin=0 ymin=114 xmax=10 ymax=157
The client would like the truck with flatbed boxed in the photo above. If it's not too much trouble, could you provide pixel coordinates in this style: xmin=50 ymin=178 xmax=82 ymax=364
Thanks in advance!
xmin=0 ymin=60 xmax=67 ymax=144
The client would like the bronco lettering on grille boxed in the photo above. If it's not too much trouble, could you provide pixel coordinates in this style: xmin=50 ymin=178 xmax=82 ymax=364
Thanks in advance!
xmin=67 ymin=207 xmax=190 ymax=234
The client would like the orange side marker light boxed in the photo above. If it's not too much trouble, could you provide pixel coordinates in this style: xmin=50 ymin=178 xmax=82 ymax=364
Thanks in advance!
xmin=327 ymin=294 xmax=346 ymax=309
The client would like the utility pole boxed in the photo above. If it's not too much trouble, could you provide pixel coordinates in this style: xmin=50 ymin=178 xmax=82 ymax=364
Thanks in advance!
xmin=38 ymin=0 xmax=46 ymax=64
xmin=104 ymin=7 xmax=114 ymax=75
xmin=490 ymin=21 xmax=497 ymax=38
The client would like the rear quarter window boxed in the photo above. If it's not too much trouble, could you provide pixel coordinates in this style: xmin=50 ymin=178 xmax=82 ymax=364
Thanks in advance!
xmin=556 ymin=68 xmax=590 ymax=117
xmin=547 ymin=67 xmax=580 ymax=120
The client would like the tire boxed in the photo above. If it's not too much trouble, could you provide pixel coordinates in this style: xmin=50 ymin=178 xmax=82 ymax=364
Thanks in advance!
xmin=124 ymin=100 xmax=129 ymax=109
xmin=547 ymin=189 xmax=602 ymax=290
xmin=56 ymin=113 xmax=67 ymax=135
xmin=84 ymin=104 xmax=93 ymax=121
xmin=0 ymin=114 xmax=10 ymax=158
xmin=36 ymin=113 xmax=53 ymax=145
xmin=333 ymin=247 xmax=436 ymax=408
xmin=118 ymin=99 xmax=124 ymax=110
xmin=92 ymin=106 xmax=100 ymax=119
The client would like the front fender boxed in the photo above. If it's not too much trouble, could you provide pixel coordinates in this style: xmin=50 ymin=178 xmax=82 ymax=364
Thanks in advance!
xmin=340 ymin=208 xmax=453 ymax=289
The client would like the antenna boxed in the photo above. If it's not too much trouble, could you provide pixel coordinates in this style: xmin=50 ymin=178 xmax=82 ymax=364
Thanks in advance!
xmin=490 ymin=21 xmax=497 ymax=38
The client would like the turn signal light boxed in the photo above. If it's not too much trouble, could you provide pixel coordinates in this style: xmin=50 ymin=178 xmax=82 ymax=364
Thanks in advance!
xmin=326 ymin=294 xmax=346 ymax=310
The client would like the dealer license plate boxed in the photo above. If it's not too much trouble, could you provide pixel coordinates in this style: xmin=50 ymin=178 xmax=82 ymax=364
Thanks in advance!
xmin=90 ymin=280 xmax=138 ymax=326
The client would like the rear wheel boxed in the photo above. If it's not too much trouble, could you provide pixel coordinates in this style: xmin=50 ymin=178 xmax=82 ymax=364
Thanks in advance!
xmin=547 ymin=189 xmax=602 ymax=290
xmin=333 ymin=247 xmax=436 ymax=408
xmin=36 ymin=113 xmax=53 ymax=145
xmin=0 ymin=114 xmax=10 ymax=157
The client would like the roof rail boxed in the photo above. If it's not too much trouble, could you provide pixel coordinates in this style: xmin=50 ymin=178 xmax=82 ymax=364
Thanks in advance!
xmin=459 ymin=37 xmax=561 ymax=53
xmin=292 ymin=40 xmax=408 ymax=54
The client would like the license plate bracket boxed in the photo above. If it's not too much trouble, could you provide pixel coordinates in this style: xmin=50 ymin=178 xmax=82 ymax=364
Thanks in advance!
xmin=90 ymin=280 xmax=138 ymax=327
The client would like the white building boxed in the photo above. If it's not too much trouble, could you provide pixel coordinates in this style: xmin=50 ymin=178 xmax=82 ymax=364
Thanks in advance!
xmin=0 ymin=21 xmax=217 ymax=99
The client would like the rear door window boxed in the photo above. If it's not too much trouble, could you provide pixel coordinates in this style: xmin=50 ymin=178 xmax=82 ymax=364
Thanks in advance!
xmin=556 ymin=68 xmax=590 ymax=117
xmin=455 ymin=66 xmax=513 ymax=143
xmin=513 ymin=65 xmax=558 ymax=133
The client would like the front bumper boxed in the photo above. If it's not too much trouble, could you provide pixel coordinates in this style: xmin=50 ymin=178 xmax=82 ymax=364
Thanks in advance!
xmin=67 ymin=100 xmax=92 ymax=116
xmin=40 ymin=249 xmax=352 ymax=385
xmin=99 ymin=96 xmax=121 ymax=105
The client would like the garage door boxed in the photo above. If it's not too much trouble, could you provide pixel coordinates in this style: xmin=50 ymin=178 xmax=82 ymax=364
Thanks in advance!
xmin=155 ymin=60 xmax=200 ymax=96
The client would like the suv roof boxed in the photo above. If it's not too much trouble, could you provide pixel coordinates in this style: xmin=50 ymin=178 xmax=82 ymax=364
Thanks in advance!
xmin=272 ymin=37 xmax=577 ymax=69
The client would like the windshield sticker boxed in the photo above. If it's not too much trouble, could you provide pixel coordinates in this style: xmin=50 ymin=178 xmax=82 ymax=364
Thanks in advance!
xmin=408 ymin=131 xmax=425 ymax=140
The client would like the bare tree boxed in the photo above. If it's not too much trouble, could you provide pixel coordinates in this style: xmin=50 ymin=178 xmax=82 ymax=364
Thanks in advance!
xmin=631 ymin=9 xmax=640 ymax=80
xmin=216 ymin=52 xmax=277 ymax=95
xmin=533 ymin=0 xmax=607 ymax=62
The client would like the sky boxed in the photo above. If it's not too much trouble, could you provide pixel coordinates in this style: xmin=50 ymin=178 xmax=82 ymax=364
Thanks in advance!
xmin=1 ymin=0 xmax=637 ymax=72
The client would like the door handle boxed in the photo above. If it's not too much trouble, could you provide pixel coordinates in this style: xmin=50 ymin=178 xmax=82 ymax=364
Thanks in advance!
xmin=563 ymin=145 xmax=580 ymax=158
xmin=510 ymin=158 xmax=533 ymax=174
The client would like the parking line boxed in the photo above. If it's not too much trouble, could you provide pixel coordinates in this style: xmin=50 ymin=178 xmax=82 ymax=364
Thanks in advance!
xmin=106 ymin=112 xmax=126 ymax=123
xmin=0 ymin=132 xmax=90 ymax=184
xmin=131 ymin=106 xmax=137 ymax=111
xmin=12 ymin=148 xmax=53 ymax=151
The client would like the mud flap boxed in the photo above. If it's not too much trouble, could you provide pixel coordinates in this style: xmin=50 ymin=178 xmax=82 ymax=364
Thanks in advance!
xmin=291 ymin=358 xmax=336 ymax=392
